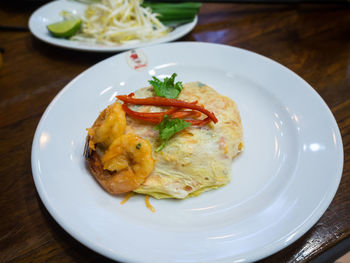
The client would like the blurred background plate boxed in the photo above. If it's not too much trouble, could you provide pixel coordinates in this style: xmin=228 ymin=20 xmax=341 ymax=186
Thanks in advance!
xmin=28 ymin=0 xmax=197 ymax=52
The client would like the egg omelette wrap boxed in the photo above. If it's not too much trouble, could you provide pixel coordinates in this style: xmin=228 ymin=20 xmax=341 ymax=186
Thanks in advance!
xmin=87 ymin=82 xmax=243 ymax=199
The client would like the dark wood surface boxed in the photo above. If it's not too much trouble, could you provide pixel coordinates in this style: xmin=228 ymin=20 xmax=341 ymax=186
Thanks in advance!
xmin=0 ymin=1 xmax=349 ymax=262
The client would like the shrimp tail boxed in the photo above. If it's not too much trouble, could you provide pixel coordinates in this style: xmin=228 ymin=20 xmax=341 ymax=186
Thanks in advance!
xmin=84 ymin=136 xmax=92 ymax=160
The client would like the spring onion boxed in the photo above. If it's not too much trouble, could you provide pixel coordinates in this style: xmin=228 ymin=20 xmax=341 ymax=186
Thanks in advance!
xmin=142 ymin=2 xmax=202 ymax=24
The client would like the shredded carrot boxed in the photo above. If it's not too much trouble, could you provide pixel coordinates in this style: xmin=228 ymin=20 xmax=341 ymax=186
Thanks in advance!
xmin=120 ymin=192 xmax=135 ymax=205
xmin=116 ymin=95 xmax=218 ymax=123
xmin=145 ymin=195 xmax=155 ymax=212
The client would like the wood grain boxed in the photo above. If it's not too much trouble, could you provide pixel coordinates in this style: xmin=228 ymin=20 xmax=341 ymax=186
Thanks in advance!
xmin=0 ymin=1 xmax=349 ymax=262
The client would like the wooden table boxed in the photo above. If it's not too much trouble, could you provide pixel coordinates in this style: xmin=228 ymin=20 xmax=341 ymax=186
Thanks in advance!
xmin=1 ymin=1 xmax=349 ymax=262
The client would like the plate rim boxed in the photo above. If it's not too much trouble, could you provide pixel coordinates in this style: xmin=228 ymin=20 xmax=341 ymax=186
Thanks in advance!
xmin=28 ymin=0 xmax=198 ymax=52
xmin=31 ymin=41 xmax=344 ymax=262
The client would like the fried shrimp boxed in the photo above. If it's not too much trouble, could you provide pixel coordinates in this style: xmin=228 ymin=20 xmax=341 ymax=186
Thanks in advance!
xmin=87 ymin=102 xmax=126 ymax=150
xmin=86 ymin=102 xmax=154 ymax=195
xmin=89 ymin=134 xmax=154 ymax=194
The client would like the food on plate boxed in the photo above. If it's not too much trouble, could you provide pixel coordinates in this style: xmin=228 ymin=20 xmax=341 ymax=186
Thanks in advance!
xmin=72 ymin=0 xmax=167 ymax=45
xmin=85 ymin=74 xmax=243 ymax=200
xmin=47 ymin=0 xmax=201 ymax=45
xmin=89 ymin=133 xmax=154 ymax=194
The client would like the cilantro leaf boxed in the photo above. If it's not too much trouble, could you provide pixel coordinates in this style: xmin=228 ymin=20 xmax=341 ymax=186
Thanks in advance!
xmin=149 ymin=73 xmax=183 ymax=99
xmin=154 ymin=115 xmax=191 ymax=152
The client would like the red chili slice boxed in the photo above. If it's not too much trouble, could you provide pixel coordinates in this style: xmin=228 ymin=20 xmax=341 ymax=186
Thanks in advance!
xmin=122 ymin=103 xmax=177 ymax=119
xmin=121 ymin=104 xmax=162 ymax=123
xmin=185 ymin=117 xmax=211 ymax=126
xmin=170 ymin=110 xmax=201 ymax=119
xmin=117 ymin=96 xmax=218 ymax=123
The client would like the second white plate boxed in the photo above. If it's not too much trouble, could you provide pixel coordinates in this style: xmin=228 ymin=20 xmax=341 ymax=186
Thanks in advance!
xmin=28 ymin=0 xmax=198 ymax=52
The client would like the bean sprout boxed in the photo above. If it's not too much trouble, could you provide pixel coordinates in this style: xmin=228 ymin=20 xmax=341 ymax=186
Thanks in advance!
xmin=70 ymin=0 xmax=168 ymax=45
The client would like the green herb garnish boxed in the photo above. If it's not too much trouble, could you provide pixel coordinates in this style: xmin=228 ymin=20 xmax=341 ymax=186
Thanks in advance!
xmin=142 ymin=2 xmax=202 ymax=25
xmin=149 ymin=73 xmax=183 ymax=99
xmin=136 ymin=143 xmax=142 ymax=149
xmin=154 ymin=115 xmax=191 ymax=152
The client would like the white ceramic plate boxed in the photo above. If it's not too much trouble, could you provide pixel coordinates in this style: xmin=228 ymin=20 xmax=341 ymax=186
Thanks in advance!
xmin=28 ymin=0 xmax=197 ymax=52
xmin=31 ymin=42 xmax=343 ymax=262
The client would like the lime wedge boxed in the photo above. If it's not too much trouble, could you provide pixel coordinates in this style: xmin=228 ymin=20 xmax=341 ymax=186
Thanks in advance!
xmin=47 ymin=19 xmax=82 ymax=38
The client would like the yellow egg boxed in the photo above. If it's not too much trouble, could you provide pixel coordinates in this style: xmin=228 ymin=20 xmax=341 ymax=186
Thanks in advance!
xmin=127 ymin=82 xmax=244 ymax=199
